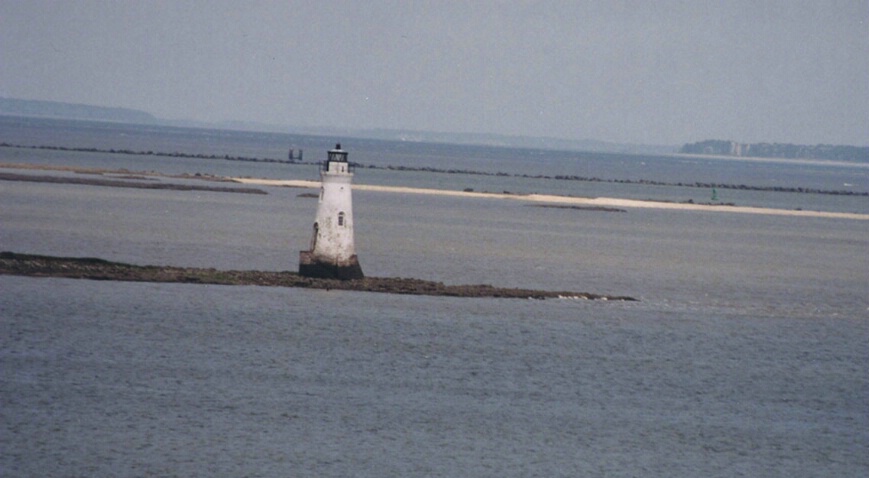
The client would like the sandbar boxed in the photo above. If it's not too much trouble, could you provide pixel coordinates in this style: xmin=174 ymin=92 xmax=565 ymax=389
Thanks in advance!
xmin=233 ymin=178 xmax=869 ymax=221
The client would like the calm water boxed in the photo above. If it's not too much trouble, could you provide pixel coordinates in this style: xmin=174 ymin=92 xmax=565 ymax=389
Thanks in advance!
xmin=2 ymin=117 xmax=868 ymax=476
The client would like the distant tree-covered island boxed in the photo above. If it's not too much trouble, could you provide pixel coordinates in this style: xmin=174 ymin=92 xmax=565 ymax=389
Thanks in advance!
xmin=680 ymin=140 xmax=868 ymax=162
xmin=0 ymin=97 xmax=157 ymax=125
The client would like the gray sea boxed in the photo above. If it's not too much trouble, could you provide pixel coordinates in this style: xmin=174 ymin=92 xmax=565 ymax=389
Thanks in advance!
xmin=2 ymin=117 xmax=868 ymax=476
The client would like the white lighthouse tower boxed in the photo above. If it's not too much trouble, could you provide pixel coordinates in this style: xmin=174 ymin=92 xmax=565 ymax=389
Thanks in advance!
xmin=299 ymin=143 xmax=364 ymax=279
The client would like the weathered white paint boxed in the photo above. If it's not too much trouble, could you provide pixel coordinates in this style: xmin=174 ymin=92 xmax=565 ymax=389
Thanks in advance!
xmin=309 ymin=145 xmax=357 ymax=263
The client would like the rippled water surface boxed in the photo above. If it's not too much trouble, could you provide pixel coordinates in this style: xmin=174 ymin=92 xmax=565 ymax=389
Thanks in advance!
xmin=3 ymin=277 xmax=867 ymax=477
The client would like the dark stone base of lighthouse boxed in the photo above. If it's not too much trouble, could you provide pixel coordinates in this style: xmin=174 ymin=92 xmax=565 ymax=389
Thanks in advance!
xmin=298 ymin=251 xmax=364 ymax=280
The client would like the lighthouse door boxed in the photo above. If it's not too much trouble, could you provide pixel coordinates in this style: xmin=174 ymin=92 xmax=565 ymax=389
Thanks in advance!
xmin=310 ymin=222 xmax=318 ymax=250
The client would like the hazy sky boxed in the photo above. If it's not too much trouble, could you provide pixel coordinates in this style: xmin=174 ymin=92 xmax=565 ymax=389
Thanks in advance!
xmin=2 ymin=1 xmax=867 ymax=146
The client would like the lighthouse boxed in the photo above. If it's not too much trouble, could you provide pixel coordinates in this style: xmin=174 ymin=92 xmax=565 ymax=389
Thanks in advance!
xmin=298 ymin=143 xmax=364 ymax=280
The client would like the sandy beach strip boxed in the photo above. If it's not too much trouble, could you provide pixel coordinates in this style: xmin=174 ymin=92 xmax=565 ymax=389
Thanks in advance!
xmin=232 ymin=178 xmax=869 ymax=221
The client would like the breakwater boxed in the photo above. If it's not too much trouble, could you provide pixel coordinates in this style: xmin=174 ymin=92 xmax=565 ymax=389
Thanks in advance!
xmin=2 ymin=142 xmax=865 ymax=197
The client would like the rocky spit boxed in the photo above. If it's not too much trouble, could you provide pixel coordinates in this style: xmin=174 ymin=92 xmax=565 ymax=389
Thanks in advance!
xmin=0 ymin=171 xmax=267 ymax=194
xmin=0 ymin=252 xmax=635 ymax=301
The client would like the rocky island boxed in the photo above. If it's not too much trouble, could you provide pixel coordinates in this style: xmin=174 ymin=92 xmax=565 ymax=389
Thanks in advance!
xmin=0 ymin=252 xmax=636 ymax=301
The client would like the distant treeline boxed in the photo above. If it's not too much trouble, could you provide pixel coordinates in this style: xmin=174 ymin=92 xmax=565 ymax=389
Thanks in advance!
xmin=680 ymin=140 xmax=868 ymax=162
xmin=0 ymin=97 xmax=157 ymax=124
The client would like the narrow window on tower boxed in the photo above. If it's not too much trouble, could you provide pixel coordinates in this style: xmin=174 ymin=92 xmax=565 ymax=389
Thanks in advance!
xmin=338 ymin=212 xmax=345 ymax=226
